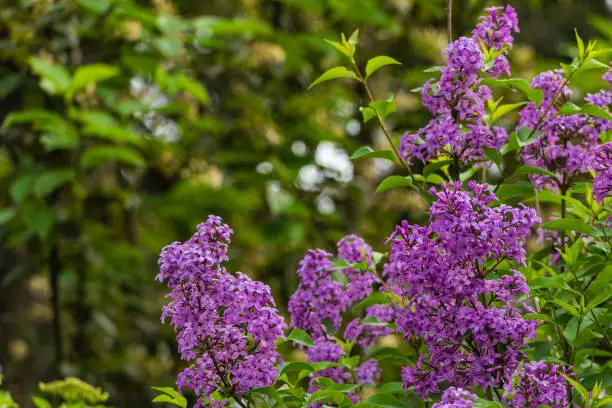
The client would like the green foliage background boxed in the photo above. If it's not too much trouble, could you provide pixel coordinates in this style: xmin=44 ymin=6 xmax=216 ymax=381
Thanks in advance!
xmin=0 ymin=0 xmax=610 ymax=406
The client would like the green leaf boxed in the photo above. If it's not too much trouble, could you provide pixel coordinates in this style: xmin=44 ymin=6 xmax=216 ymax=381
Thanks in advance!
xmin=312 ymin=377 xmax=359 ymax=393
xmin=176 ymin=75 xmax=210 ymax=106
xmin=586 ymin=290 xmax=612 ymax=312
xmin=514 ymin=165 xmax=557 ymax=179
xmin=154 ymin=38 xmax=182 ymax=58
xmin=330 ymin=258 xmax=351 ymax=270
xmin=307 ymin=389 xmax=351 ymax=406
xmin=557 ymin=102 xmax=582 ymax=115
xmin=375 ymin=175 xmax=413 ymax=194
xmin=70 ymin=64 xmax=120 ymax=95
xmin=423 ymin=160 xmax=452 ymax=177
xmin=360 ymin=106 xmax=377 ymax=123
xmin=476 ymin=400 xmax=503 ymax=408
xmin=33 ymin=169 xmax=76 ymax=197
xmin=523 ymin=313 xmax=556 ymax=324
xmin=581 ymin=103 xmax=612 ymax=121
xmin=2 ymin=110 xmax=79 ymax=150
xmin=151 ymin=386 xmax=187 ymax=408
xmin=558 ymin=103 xmax=612 ymax=120
xmin=548 ymin=299 xmax=579 ymax=317
xmin=152 ymin=395 xmax=185 ymax=407
xmin=491 ymin=102 xmax=528 ymax=123
xmin=308 ymin=67 xmax=358 ymax=89
xmin=81 ymin=146 xmax=146 ymax=168
xmin=563 ymin=316 xmax=585 ymax=345
xmin=364 ymin=392 xmax=409 ymax=407
xmin=2 ymin=109 xmax=62 ymax=128
xmin=280 ymin=361 xmax=314 ymax=376
xmin=83 ymin=125 xmax=144 ymax=147
xmin=350 ymin=146 xmax=396 ymax=162
xmin=423 ymin=65 xmax=442 ymax=72
xmin=480 ymin=78 xmax=544 ymax=106
xmin=0 ymin=73 xmax=23 ymax=100
xmin=0 ymin=208 xmax=16 ymax=225
xmin=365 ymin=56 xmax=401 ymax=79
xmin=21 ymin=203 xmax=55 ymax=239
xmin=347 ymin=29 xmax=359 ymax=45
xmin=32 ymin=396 xmax=52 ymax=408
xmin=369 ymin=94 xmax=396 ymax=120
xmin=10 ymin=174 xmax=35 ymax=203
xmin=517 ymin=126 xmax=538 ymax=146
xmin=287 ymin=328 xmax=315 ymax=347
xmin=76 ymin=110 xmax=120 ymax=128
xmin=157 ymin=15 xmax=188 ymax=34
xmin=76 ymin=0 xmax=111 ymax=13
xmin=495 ymin=183 xmax=534 ymax=203
xmin=354 ymin=292 xmax=392 ymax=311
xmin=360 ymin=316 xmax=388 ymax=327
xmin=367 ymin=347 xmax=412 ymax=364
xmin=29 ymin=57 xmax=72 ymax=95
xmin=541 ymin=218 xmax=595 ymax=236
xmin=324 ymin=39 xmax=353 ymax=58
xmin=378 ymin=382 xmax=405 ymax=395
xmin=576 ymin=29 xmax=585 ymax=59
xmin=560 ymin=373 xmax=589 ymax=403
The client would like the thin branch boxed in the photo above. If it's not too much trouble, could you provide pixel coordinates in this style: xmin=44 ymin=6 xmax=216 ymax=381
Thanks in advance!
xmin=447 ymin=0 xmax=453 ymax=43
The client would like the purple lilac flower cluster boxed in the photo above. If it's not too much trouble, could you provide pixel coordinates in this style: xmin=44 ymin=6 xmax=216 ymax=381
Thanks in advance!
xmin=503 ymin=361 xmax=570 ymax=407
xmin=399 ymin=6 xmax=518 ymax=165
xmin=432 ymin=388 xmax=477 ymax=408
xmin=472 ymin=5 xmax=520 ymax=77
xmin=288 ymin=235 xmax=391 ymax=396
xmin=593 ymin=143 xmax=612 ymax=205
xmin=387 ymin=182 xmax=542 ymax=395
xmin=157 ymin=216 xmax=286 ymax=407
xmin=519 ymin=68 xmax=612 ymax=190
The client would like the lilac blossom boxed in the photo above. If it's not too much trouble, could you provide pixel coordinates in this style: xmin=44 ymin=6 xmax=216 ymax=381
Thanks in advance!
xmin=388 ymin=182 xmax=541 ymax=395
xmin=432 ymin=388 xmax=477 ymax=408
xmin=157 ymin=216 xmax=286 ymax=407
xmin=472 ymin=5 xmax=519 ymax=77
xmin=288 ymin=235 xmax=392 ymax=397
xmin=593 ymin=143 xmax=612 ymax=204
xmin=519 ymin=69 xmax=611 ymax=190
xmin=399 ymin=7 xmax=518 ymax=165
xmin=503 ymin=361 xmax=570 ymax=408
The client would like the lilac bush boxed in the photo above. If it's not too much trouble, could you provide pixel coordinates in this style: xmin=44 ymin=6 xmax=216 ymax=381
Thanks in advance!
xmin=155 ymin=4 xmax=611 ymax=408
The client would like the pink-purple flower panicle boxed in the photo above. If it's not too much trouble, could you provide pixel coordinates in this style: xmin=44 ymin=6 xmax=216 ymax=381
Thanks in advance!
xmin=593 ymin=143 xmax=612 ymax=205
xmin=158 ymin=216 xmax=286 ymax=407
xmin=399 ymin=7 xmax=518 ymax=165
xmin=288 ymin=235 xmax=391 ymax=398
xmin=388 ymin=182 xmax=541 ymax=395
xmin=519 ymin=68 xmax=612 ymax=190
xmin=432 ymin=387 xmax=478 ymax=408
xmin=503 ymin=361 xmax=570 ymax=408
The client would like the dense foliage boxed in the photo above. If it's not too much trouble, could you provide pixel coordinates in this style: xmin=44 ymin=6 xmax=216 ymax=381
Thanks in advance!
xmin=1 ymin=0 xmax=611 ymax=407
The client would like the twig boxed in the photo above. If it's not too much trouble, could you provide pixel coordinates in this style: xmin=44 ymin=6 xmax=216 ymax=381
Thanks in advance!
xmin=447 ymin=0 xmax=453 ymax=43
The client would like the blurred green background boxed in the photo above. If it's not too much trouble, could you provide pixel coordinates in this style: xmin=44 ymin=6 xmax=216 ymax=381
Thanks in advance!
xmin=0 ymin=0 xmax=610 ymax=406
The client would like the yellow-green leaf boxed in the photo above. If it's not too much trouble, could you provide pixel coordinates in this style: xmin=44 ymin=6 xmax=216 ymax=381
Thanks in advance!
xmin=70 ymin=64 xmax=120 ymax=95
xmin=365 ymin=56 xmax=401 ymax=79
xmin=491 ymin=101 xmax=528 ymax=123
xmin=308 ymin=67 xmax=358 ymax=89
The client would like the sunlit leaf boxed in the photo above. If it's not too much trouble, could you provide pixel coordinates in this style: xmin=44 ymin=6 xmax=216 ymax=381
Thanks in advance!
xmin=308 ymin=67 xmax=359 ymax=89
xmin=365 ymin=56 xmax=401 ymax=79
